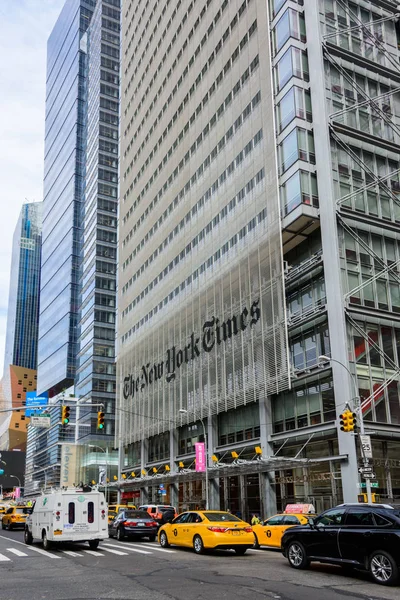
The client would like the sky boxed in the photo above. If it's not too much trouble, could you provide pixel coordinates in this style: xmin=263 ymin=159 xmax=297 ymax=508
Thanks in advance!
xmin=0 ymin=0 xmax=65 ymax=377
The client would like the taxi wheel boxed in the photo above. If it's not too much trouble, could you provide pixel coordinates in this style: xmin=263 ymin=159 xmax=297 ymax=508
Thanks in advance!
xmin=253 ymin=533 xmax=260 ymax=549
xmin=193 ymin=535 xmax=205 ymax=555
xmin=287 ymin=541 xmax=310 ymax=570
xmin=24 ymin=528 xmax=33 ymax=545
xmin=7 ymin=523 xmax=12 ymax=531
xmin=369 ymin=550 xmax=399 ymax=586
xmin=159 ymin=531 xmax=170 ymax=548
xmin=117 ymin=527 xmax=125 ymax=541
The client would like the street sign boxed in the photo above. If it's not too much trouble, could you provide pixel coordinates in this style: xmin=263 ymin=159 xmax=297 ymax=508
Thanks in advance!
xmin=359 ymin=467 xmax=373 ymax=473
xmin=359 ymin=435 xmax=373 ymax=459
xmin=363 ymin=472 xmax=376 ymax=479
xmin=358 ymin=482 xmax=379 ymax=488
xmin=30 ymin=415 xmax=51 ymax=428
xmin=26 ymin=392 xmax=48 ymax=417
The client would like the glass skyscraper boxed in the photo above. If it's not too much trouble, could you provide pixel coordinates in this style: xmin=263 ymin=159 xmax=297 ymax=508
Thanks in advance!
xmin=37 ymin=0 xmax=95 ymax=396
xmin=75 ymin=0 xmax=120 ymax=442
xmin=3 ymin=202 xmax=42 ymax=374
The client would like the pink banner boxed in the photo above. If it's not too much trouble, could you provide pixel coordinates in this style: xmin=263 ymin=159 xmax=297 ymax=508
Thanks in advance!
xmin=195 ymin=442 xmax=206 ymax=472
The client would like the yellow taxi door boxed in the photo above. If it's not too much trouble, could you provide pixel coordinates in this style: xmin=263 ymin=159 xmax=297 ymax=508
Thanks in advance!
xmin=262 ymin=515 xmax=286 ymax=547
xmin=181 ymin=512 xmax=203 ymax=547
xmin=169 ymin=512 xmax=191 ymax=546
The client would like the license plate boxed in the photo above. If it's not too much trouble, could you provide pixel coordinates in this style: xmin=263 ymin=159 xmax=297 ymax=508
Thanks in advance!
xmin=54 ymin=531 xmax=62 ymax=535
xmin=138 ymin=522 xmax=145 ymax=526
xmin=232 ymin=531 xmax=240 ymax=536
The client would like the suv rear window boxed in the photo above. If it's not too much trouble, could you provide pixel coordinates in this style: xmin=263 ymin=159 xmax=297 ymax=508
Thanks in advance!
xmin=124 ymin=510 xmax=149 ymax=519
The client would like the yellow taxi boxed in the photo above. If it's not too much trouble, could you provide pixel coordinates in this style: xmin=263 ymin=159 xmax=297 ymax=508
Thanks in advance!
xmin=158 ymin=510 xmax=254 ymax=555
xmin=108 ymin=503 xmax=136 ymax=524
xmin=252 ymin=504 xmax=316 ymax=549
xmin=1 ymin=506 xmax=30 ymax=530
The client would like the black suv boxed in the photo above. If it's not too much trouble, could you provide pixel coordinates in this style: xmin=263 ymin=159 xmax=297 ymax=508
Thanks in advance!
xmin=281 ymin=504 xmax=400 ymax=586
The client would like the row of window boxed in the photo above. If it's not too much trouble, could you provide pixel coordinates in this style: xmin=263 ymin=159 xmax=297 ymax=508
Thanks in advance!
xmin=123 ymin=18 xmax=258 ymax=205
xmin=125 ymin=0 xmax=241 ymax=145
xmin=122 ymin=131 xmax=264 ymax=294
xmin=123 ymin=56 xmax=260 ymax=201
xmin=121 ymin=203 xmax=267 ymax=343
xmin=122 ymin=102 xmax=262 ymax=249
xmin=124 ymin=11 xmax=257 ymax=176
xmin=122 ymin=167 xmax=265 ymax=315
xmin=122 ymin=87 xmax=261 ymax=254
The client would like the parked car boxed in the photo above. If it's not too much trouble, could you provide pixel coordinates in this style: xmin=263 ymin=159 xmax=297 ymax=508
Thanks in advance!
xmin=108 ymin=504 xmax=136 ymax=524
xmin=109 ymin=509 xmax=158 ymax=541
xmin=282 ymin=503 xmax=400 ymax=586
xmin=2 ymin=506 xmax=30 ymax=530
xmin=158 ymin=510 xmax=254 ymax=554
xmin=252 ymin=512 xmax=315 ymax=549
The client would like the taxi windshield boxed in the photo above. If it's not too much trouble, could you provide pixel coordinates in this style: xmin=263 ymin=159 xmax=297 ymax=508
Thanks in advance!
xmin=204 ymin=512 xmax=242 ymax=522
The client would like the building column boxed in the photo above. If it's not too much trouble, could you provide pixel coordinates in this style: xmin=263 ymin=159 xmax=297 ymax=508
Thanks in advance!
xmin=259 ymin=396 xmax=277 ymax=516
xmin=304 ymin=1 xmax=359 ymax=503
xmin=169 ymin=428 xmax=179 ymax=508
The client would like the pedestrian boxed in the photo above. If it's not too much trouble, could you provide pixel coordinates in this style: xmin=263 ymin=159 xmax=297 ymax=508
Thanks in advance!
xmin=251 ymin=514 xmax=261 ymax=525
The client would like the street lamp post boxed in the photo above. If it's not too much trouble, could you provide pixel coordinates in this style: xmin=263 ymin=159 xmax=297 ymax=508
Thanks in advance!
xmin=179 ymin=409 xmax=209 ymax=510
xmin=9 ymin=475 xmax=21 ymax=489
xmin=319 ymin=355 xmax=372 ymax=503
xmin=88 ymin=445 xmax=109 ymax=502
xmin=34 ymin=465 xmax=49 ymax=490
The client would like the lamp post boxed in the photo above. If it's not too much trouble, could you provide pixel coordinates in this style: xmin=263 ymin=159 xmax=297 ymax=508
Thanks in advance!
xmin=9 ymin=475 xmax=21 ymax=490
xmin=179 ymin=409 xmax=209 ymax=510
xmin=34 ymin=465 xmax=50 ymax=489
xmin=319 ymin=355 xmax=372 ymax=503
xmin=88 ymin=445 xmax=109 ymax=502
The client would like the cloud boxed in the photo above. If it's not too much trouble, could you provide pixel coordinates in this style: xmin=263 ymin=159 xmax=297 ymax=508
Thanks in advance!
xmin=0 ymin=0 xmax=65 ymax=377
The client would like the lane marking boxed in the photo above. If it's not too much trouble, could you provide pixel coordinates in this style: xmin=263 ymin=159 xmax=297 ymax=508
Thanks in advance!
xmin=101 ymin=546 xmax=129 ymax=556
xmin=7 ymin=548 xmax=28 ymax=557
xmin=83 ymin=550 xmax=105 ymax=556
xmin=0 ymin=553 xmax=11 ymax=562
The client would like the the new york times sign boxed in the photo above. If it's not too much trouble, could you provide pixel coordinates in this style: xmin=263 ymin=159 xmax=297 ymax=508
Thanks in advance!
xmin=123 ymin=299 xmax=260 ymax=400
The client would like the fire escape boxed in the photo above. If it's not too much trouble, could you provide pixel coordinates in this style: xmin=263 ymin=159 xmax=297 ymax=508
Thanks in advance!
xmin=323 ymin=1 xmax=400 ymax=417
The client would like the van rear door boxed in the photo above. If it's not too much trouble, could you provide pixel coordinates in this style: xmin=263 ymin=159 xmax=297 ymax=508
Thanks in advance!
xmin=63 ymin=494 xmax=99 ymax=535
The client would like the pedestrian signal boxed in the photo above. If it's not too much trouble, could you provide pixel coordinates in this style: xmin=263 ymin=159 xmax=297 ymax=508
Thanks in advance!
xmin=97 ymin=411 xmax=105 ymax=430
xmin=62 ymin=405 xmax=70 ymax=425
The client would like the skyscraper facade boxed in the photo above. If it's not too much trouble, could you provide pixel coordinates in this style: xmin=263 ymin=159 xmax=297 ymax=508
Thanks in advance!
xmin=75 ymin=0 xmax=120 ymax=443
xmin=117 ymin=0 xmax=400 ymax=517
xmin=37 ymin=0 xmax=95 ymax=397
xmin=3 ymin=202 xmax=42 ymax=374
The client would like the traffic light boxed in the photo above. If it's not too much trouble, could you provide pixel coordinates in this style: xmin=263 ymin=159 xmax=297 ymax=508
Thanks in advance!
xmin=97 ymin=411 xmax=105 ymax=430
xmin=340 ymin=410 xmax=356 ymax=432
xmin=61 ymin=405 xmax=70 ymax=425
xmin=347 ymin=411 xmax=357 ymax=431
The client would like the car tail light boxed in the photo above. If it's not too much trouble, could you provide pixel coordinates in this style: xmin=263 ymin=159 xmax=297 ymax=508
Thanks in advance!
xmin=11 ymin=516 xmax=17 ymax=520
xmin=56 ymin=511 xmax=61 ymax=521
xmin=244 ymin=527 xmax=253 ymax=533
xmin=146 ymin=521 xmax=157 ymax=527
xmin=124 ymin=521 xmax=137 ymax=526
xmin=207 ymin=526 xmax=228 ymax=533
xmin=101 ymin=509 xmax=106 ymax=520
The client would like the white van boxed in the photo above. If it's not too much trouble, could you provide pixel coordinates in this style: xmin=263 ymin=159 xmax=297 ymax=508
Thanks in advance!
xmin=24 ymin=487 xmax=108 ymax=550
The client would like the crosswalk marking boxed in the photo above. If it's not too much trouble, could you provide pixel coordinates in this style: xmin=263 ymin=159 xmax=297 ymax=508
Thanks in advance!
xmin=128 ymin=543 xmax=175 ymax=553
xmin=101 ymin=546 xmax=128 ymax=556
xmin=83 ymin=550 xmax=104 ymax=557
xmin=28 ymin=546 xmax=61 ymax=559
xmin=7 ymin=548 xmax=28 ymax=557
xmin=61 ymin=550 xmax=82 ymax=557
xmin=104 ymin=543 xmax=152 ymax=555
xmin=0 ymin=553 xmax=11 ymax=562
